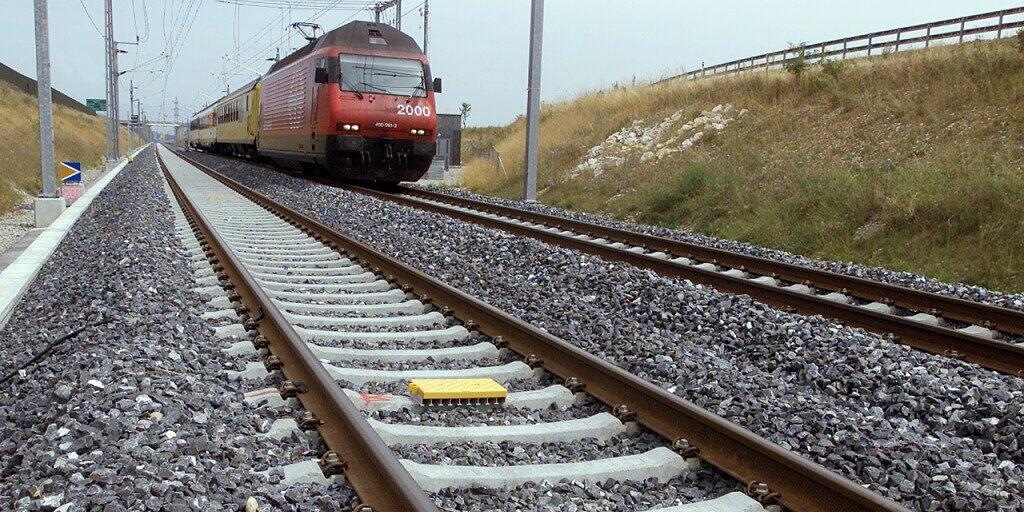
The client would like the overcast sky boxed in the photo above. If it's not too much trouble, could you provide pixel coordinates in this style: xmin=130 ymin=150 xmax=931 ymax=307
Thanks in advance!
xmin=2 ymin=0 xmax=1021 ymax=127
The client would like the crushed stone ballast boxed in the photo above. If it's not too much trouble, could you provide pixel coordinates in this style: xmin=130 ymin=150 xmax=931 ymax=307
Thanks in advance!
xmin=158 ymin=145 xmax=912 ymax=512
xmin=156 ymin=145 xmax=784 ymax=512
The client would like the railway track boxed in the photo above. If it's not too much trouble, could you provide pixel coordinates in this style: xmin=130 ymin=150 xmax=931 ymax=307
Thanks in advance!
xmin=336 ymin=183 xmax=1024 ymax=377
xmin=158 ymin=145 xmax=909 ymax=512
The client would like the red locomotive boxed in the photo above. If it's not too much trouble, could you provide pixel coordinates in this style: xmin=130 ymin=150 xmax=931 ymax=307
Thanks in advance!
xmin=188 ymin=21 xmax=441 ymax=183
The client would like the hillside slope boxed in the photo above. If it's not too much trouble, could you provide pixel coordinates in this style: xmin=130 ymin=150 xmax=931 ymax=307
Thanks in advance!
xmin=0 ymin=81 xmax=139 ymax=213
xmin=461 ymin=38 xmax=1024 ymax=292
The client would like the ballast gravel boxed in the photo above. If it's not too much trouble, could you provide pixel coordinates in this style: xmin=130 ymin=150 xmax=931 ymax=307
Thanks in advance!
xmin=0 ymin=148 xmax=357 ymax=511
xmin=414 ymin=184 xmax=1024 ymax=313
xmin=191 ymin=151 xmax=1024 ymax=511
xmin=430 ymin=472 xmax=744 ymax=512
xmin=395 ymin=431 xmax=665 ymax=465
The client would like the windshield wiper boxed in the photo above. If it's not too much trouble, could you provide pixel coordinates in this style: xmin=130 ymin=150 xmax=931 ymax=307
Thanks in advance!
xmin=358 ymin=81 xmax=391 ymax=94
xmin=338 ymin=73 xmax=364 ymax=99
xmin=370 ymin=70 xmax=423 ymax=79
xmin=406 ymin=84 xmax=425 ymax=101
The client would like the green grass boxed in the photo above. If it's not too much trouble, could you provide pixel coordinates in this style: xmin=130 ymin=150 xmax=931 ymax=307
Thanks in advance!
xmin=460 ymin=38 xmax=1024 ymax=292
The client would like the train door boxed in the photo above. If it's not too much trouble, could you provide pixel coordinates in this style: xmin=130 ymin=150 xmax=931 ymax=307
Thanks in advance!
xmin=311 ymin=57 xmax=329 ymax=156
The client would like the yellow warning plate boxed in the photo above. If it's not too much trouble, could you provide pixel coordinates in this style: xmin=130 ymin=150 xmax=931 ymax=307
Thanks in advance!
xmin=408 ymin=378 xmax=508 ymax=400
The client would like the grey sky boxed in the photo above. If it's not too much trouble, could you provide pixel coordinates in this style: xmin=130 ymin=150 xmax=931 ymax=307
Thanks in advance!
xmin=2 ymin=1 xmax=1021 ymax=127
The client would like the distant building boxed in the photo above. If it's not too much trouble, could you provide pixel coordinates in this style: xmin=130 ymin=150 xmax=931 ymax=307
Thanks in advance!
xmin=436 ymin=113 xmax=462 ymax=166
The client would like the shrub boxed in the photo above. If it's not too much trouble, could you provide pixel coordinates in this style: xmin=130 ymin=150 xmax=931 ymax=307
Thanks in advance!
xmin=820 ymin=59 xmax=846 ymax=79
xmin=1017 ymin=28 xmax=1024 ymax=54
xmin=783 ymin=43 xmax=809 ymax=78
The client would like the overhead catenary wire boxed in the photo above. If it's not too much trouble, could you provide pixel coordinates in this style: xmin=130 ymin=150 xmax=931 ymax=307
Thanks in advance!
xmin=78 ymin=0 xmax=104 ymax=38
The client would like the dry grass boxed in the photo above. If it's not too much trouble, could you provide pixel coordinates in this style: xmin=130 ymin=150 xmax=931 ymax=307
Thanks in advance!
xmin=0 ymin=82 xmax=141 ymax=213
xmin=462 ymin=39 xmax=1024 ymax=292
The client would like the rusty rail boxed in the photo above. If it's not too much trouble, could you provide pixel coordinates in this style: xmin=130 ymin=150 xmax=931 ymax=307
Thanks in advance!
xmin=173 ymin=149 xmax=910 ymax=512
xmin=659 ymin=6 xmax=1024 ymax=83
xmin=340 ymin=184 xmax=1024 ymax=377
xmin=157 ymin=150 xmax=439 ymax=512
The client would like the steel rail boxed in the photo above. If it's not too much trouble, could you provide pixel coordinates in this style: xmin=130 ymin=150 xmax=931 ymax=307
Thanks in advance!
xmin=157 ymin=150 xmax=439 ymax=512
xmin=342 ymin=184 xmax=1024 ymax=377
xmin=396 ymin=185 xmax=1024 ymax=336
xmin=176 ymin=151 xmax=911 ymax=512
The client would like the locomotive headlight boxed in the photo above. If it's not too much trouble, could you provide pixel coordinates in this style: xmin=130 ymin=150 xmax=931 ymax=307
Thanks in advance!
xmin=411 ymin=129 xmax=426 ymax=135
xmin=351 ymin=124 xmax=360 ymax=131
xmin=342 ymin=124 xmax=352 ymax=131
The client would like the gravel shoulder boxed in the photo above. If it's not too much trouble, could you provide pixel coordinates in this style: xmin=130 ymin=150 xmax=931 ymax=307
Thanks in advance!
xmin=191 ymin=151 xmax=1024 ymax=511
xmin=413 ymin=184 xmax=1024 ymax=313
xmin=0 ymin=164 xmax=117 ymax=257
xmin=0 ymin=148 xmax=356 ymax=511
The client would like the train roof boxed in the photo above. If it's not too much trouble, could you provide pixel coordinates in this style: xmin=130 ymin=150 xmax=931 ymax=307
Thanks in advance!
xmin=268 ymin=21 xmax=423 ymax=74
xmin=192 ymin=78 xmax=260 ymax=119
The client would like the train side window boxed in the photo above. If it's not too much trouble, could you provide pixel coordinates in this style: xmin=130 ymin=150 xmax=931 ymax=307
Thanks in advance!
xmin=314 ymin=57 xmax=329 ymax=84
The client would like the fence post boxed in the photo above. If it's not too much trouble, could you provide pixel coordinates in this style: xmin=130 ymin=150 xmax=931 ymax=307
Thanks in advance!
xmin=868 ymin=36 xmax=873 ymax=56
xmin=926 ymin=26 xmax=931 ymax=47
xmin=842 ymin=40 xmax=848 ymax=59
xmin=998 ymin=14 xmax=1004 ymax=38
xmin=895 ymin=29 xmax=901 ymax=51
xmin=959 ymin=18 xmax=965 ymax=43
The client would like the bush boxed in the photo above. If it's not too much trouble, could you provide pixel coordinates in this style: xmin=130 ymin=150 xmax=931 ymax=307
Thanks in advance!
xmin=820 ymin=59 xmax=846 ymax=79
xmin=783 ymin=43 xmax=809 ymax=78
xmin=1017 ymin=28 xmax=1024 ymax=54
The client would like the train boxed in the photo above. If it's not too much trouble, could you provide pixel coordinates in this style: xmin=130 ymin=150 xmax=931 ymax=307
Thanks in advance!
xmin=187 ymin=21 xmax=441 ymax=183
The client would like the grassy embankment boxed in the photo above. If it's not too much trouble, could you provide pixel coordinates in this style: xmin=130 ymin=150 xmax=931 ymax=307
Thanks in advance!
xmin=0 ymin=81 xmax=141 ymax=213
xmin=461 ymin=38 xmax=1024 ymax=292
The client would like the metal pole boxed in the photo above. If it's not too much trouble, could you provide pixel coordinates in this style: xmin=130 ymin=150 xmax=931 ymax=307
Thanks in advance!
xmin=396 ymin=0 xmax=402 ymax=30
xmin=522 ymin=0 xmax=544 ymax=202
xmin=422 ymin=0 xmax=428 ymax=54
xmin=33 ymin=0 xmax=56 ymax=198
xmin=112 ymin=38 xmax=121 ymax=158
xmin=104 ymin=0 xmax=117 ymax=164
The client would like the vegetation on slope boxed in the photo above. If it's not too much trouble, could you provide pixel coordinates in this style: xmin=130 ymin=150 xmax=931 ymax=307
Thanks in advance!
xmin=0 ymin=81 xmax=140 ymax=213
xmin=461 ymin=39 xmax=1024 ymax=292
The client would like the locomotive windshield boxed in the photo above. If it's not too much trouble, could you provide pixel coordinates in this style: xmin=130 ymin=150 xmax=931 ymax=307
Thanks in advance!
xmin=339 ymin=54 xmax=427 ymax=97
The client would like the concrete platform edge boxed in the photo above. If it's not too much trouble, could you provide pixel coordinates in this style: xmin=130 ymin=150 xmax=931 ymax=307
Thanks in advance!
xmin=0 ymin=144 xmax=151 ymax=330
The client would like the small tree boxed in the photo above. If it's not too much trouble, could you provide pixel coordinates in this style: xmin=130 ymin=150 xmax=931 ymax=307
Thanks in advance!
xmin=459 ymin=102 xmax=472 ymax=128
xmin=1017 ymin=28 xmax=1024 ymax=54
xmin=783 ymin=42 xmax=809 ymax=79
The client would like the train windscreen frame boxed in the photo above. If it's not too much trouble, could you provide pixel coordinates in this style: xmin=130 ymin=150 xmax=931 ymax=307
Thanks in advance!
xmin=339 ymin=54 xmax=427 ymax=97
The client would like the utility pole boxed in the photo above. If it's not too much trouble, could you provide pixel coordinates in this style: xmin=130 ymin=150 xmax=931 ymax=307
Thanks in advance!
xmin=33 ymin=0 xmax=62 ymax=227
xmin=128 ymin=79 xmax=136 ymax=120
xmin=422 ymin=0 xmax=428 ymax=54
xmin=173 ymin=97 xmax=180 ymax=124
xmin=522 ymin=0 xmax=544 ymax=202
xmin=104 ymin=0 xmax=120 ymax=164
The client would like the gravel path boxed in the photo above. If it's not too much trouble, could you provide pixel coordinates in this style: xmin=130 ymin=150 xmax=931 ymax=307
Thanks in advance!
xmin=190 ymin=151 xmax=1024 ymax=511
xmin=0 ymin=148 xmax=356 ymax=511
xmin=0 ymin=202 xmax=33 ymax=256
xmin=414 ymin=185 xmax=1024 ymax=313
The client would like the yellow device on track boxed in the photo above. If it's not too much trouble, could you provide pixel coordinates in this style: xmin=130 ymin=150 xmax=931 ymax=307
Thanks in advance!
xmin=408 ymin=378 xmax=508 ymax=406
